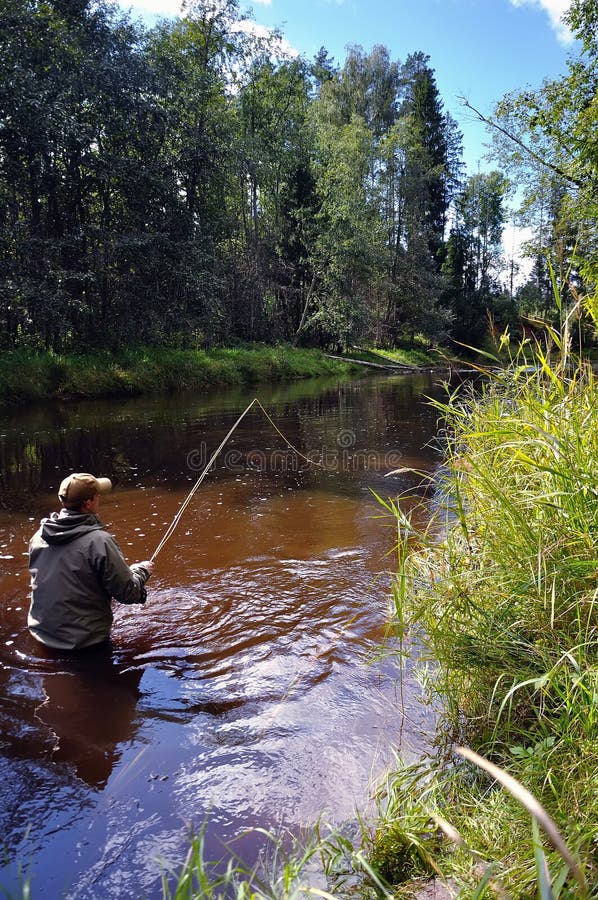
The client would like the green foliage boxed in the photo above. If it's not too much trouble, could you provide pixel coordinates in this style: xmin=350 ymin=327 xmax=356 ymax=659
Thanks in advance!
xmin=305 ymin=47 xmax=463 ymax=349
xmin=441 ymin=171 xmax=511 ymax=343
xmin=0 ymin=0 xmax=593 ymax=364
xmin=0 ymin=346 xmax=354 ymax=404
xmin=368 ymin=766 xmax=442 ymax=886
xmin=0 ymin=3 xmax=477 ymax=355
xmin=491 ymin=0 xmax=597 ymax=322
xmin=375 ymin=334 xmax=598 ymax=894
xmin=160 ymin=821 xmax=390 ymax=900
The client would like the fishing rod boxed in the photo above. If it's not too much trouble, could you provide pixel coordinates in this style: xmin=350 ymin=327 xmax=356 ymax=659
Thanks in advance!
xmin=149 ymin=400 xmax=386 ymax=749
xmin=150 ymin=397 xmax=325 ymax=562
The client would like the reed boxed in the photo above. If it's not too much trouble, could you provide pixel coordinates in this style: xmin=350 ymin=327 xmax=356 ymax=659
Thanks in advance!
xmin=371 ymin=332 xmax=598 ymax=895
xmin=160 ymin=823 xmax=369 ymax=900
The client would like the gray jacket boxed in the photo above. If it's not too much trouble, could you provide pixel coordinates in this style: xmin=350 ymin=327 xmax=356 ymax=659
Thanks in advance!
xmin=28 ymin=509 xmax=151 ymax=650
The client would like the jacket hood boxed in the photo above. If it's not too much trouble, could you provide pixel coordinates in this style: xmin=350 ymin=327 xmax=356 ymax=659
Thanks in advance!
xmin=40 ymin=509 xmax=105 ymax=545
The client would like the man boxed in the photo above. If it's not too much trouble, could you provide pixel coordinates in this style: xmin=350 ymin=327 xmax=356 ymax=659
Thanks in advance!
xmin=28 ymin=472 xmax=154 ymax=651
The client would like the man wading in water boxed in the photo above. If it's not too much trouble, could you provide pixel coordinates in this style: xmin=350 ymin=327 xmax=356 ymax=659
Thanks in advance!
xmin=28 ymin=472 xmax=154 ymax=651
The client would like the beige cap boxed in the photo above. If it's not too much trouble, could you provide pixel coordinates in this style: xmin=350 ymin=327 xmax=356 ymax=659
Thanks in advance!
xmin=58 ymin=472 xmax=113 ymax=507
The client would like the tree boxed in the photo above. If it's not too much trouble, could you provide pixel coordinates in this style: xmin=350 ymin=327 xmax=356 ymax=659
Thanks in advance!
xmin=310 ymin=47 xmax=337 ymax=96
xmin=484 ymin=0 xmax=597 ymax=324
xmin=441 ymin=171 xmax=509 ymax=343
xmin=233 ymin=56 xmax=316 ymax=341
xmin=0 ymin=0 xmax=164 ymax=348
xmin=374 ymin=54 xmax=461 ymax=344
xmin=146 ymin=2 xmax=243 ymax=344
xmin=316 ymin=44 xmax=400 ymax=137
xmin=307 ymin=109 xmax=385 ymax=348
xmin=0 ymin=3 xmax=475 ymax=353
xmin=399 ymin=53 xmax=449 ymax=263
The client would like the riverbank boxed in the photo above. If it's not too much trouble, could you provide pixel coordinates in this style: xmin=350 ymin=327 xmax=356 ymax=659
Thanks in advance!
xmin=0 ymin=345 xmax=359 ymax=405
xmin=372 ymin=354 xmax=597 ymax=896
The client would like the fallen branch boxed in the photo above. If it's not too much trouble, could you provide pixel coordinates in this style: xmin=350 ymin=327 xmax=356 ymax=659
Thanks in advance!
xmin=326 ymin=354 xmax=423 ymax=371
xmin=350 ymin=346 xmax=424 ymax=369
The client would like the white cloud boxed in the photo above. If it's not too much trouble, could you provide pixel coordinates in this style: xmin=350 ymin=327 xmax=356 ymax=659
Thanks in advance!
xmin=509 ymin=0 xmax=573 ymax=44
xmin=112 ymin=1 xmax=298 ymax=56
xmin=113 ymin=0 xmax=274 ymax=16
xmin=115 ymin=0 xmax=183 ymax=14
xmin=232 ymin=19 xmax=299 ymax=58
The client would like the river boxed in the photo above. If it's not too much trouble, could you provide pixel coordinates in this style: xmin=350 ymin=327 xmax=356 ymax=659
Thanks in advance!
xmin=0 ymin=372 xmax=444 ymax=898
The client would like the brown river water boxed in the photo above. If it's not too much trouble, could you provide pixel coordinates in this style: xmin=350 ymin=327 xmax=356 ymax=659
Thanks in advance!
xmin=0 ymin=373 xmax=445 ymax=898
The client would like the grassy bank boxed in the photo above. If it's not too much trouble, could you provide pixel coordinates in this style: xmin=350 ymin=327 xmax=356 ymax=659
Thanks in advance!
xmin=372 ymin=351 xmax=598 ymax=896
xmin=345 ymin=343 xmax=440 ymax=369
xmin=0 ymin=345 xmax=357 ymax=405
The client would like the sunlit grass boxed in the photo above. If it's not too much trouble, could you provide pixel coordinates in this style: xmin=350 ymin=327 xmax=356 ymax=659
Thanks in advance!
xmin=0 ymin=346 xmax=356 ymax=404
xmin=371 ymin=339 xmax=598 ymax=895
xmin=342 ymin=343 xmax=438 ymax=368
xmin=159 ymin=822 xmax=392 ymax=900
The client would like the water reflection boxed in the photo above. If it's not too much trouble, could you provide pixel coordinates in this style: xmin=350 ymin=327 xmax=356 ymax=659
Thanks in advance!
xmin=0 ymin=373 xmax=439 ymax=505
xmin=0 ymin=373 xmax=442 ymax=899
xmin=33 ymin=646 xmax=142 ymax=788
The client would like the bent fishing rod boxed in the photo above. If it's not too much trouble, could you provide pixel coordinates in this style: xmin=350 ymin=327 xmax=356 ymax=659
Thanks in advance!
xmin=149 ymin=397 xmax=325 ymax=563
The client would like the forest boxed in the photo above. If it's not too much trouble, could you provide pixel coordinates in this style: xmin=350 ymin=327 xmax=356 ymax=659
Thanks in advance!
xmin=1 ymin=0 xmax=595 ymax=356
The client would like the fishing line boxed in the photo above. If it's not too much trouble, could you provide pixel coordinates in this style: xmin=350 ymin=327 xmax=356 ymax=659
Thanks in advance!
xmin=149 ymin=402 xmax=395 ymax=757
xmin=150 ymin=397 xmax=327 ymax=562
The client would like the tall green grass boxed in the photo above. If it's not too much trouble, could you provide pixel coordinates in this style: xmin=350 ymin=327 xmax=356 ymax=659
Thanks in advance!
xmin=0 ymin=346 xmax=355 ymax=405
xmin=160 ymin=822 xmax=394 ymax=900
xmin=371 ymin=334 xmax=597 ymax=895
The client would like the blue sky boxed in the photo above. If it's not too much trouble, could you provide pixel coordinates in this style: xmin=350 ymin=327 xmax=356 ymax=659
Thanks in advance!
xmin=114 ymin=0 xmax=575 ymax=173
